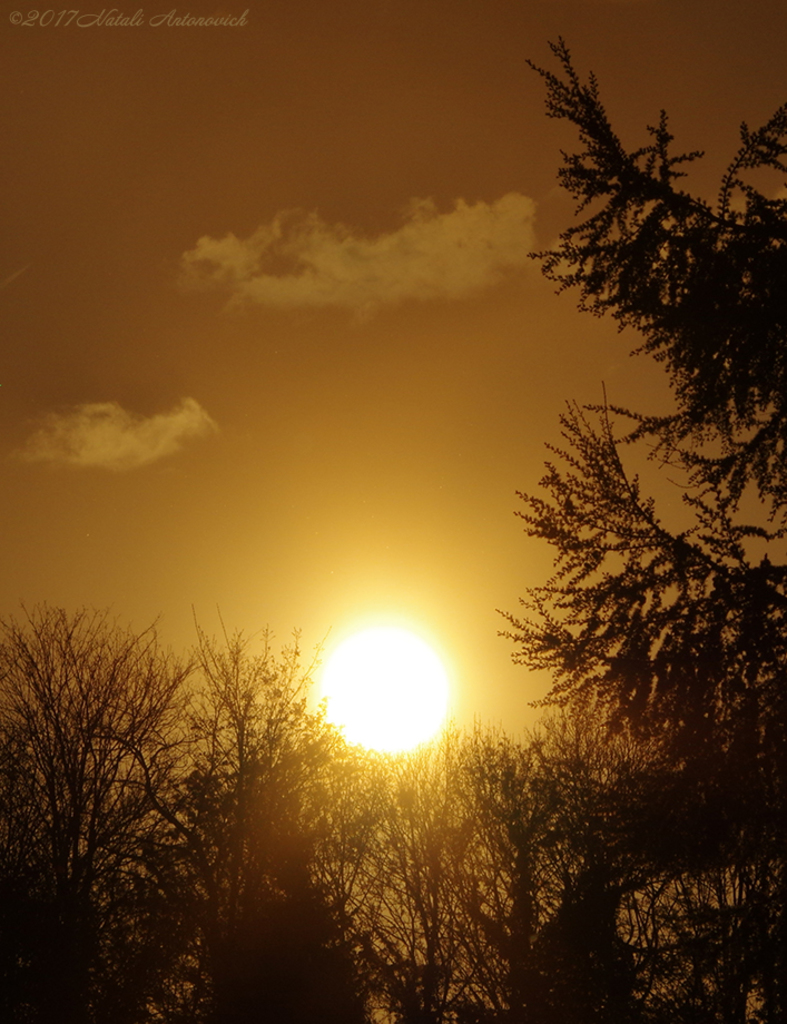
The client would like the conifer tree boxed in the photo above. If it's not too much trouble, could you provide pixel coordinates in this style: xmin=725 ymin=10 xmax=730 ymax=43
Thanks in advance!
xmin=503 ymin=45 xmax=787 ymax=1019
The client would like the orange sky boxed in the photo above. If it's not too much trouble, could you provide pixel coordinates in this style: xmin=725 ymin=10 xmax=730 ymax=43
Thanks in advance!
xmin=2 ymin=0 xmax=786 ymax=733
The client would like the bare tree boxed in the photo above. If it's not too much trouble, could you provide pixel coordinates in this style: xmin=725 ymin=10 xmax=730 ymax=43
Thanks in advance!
xmin=0 ymin=605 xmax=190 ymax=1024
xmin=151 ymin=622 xmax=366 ymax=1024
xmin=351 ymin=731 xmax=472 ymax=1024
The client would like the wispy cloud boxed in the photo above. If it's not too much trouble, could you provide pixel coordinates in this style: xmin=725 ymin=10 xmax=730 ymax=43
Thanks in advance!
xmin=17 ymin=398 xmax=218 ymax=471
xmin=181 ymin=193 xmax=537 ymax=314
xmin=0 ymin=264 xmax=31 ymax=290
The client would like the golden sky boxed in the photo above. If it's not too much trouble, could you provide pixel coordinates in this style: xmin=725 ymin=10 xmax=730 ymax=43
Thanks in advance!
xmin=2 ymin=0 xmax=786 ymax=732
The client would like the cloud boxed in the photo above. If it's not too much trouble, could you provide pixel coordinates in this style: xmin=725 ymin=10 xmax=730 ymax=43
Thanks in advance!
xmin=181 ymin=193 xmax=537 ymax=313
xmin=17 ymin=398 xmax=218 ymax=471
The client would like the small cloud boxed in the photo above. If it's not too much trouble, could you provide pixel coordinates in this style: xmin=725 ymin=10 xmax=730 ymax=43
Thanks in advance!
xmin=17 ymin=398 xmax=218 ymax=471
xmin=181 ymin=193 xmax=537 ymax=314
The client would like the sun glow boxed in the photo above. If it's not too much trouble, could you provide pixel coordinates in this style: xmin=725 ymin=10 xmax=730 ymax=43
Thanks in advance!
xmin=321 ymin=627 xmax=450 ymax=752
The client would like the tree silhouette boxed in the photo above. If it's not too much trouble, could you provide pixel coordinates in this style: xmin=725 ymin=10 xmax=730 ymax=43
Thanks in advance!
xmin=528 ymin=38 xmax=787 ymax=518
xmin=2 ymin=604 xmax=783 ymax=1021
xmin=502 ymin=41 xmax=787 ymax=1022
xmin=505 ymin=42 xmax=787 ymax=756
xmin=502 ymin=401 xmax=787 ymax=757
xmin=355 ymin=733 xmax=470 ymax=1024
xmin=0 ymin=606 xmax=190 ymax=1024
xmin=148 ymin=624 xmax=367 ymax=1024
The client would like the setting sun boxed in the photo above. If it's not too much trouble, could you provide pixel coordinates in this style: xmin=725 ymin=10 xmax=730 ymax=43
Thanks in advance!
xmin=321 ymin=627 xmax=450 ymax=752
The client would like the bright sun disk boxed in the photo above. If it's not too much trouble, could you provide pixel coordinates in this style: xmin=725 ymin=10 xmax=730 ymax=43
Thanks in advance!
xmin=321 ymin=627 xmax=449 ymax=752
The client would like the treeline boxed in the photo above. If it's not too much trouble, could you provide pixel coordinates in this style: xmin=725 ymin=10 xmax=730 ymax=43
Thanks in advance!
xmin=1 ymin=604 xmax=783 ymax=1024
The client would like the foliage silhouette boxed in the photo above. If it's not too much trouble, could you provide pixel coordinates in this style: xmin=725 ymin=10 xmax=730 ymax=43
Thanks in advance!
xmin=0 ymin=606 xmax=783 ymax=1022
xmin=505 ymin=41 xmax=787 ymax=759
xmin=0 ymin=606 xmax=190 ymax=1024
xmin=163 ymin=623 xmax=366 ymax=1024
xmin=528 ymin=38 xmax=787 ymax=518
xmin=502 ymin=39 xmax=787 ymax=1023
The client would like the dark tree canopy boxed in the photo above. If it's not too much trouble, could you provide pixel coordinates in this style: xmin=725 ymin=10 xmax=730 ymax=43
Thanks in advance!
xmin=0 ymin=606 xmax=191 ymax=1024
xmin=2 ymin=606 xmax=786 ymax=1022
xmin=500 ymin=53 xmax=787 ymax=1016
xmin=528 ymin=39 xmax=787 ymax=517
xmin=503 ymin=402 xmax=787 ymax=746
xmin=503 ymin=43 xmax=787 ymax=758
